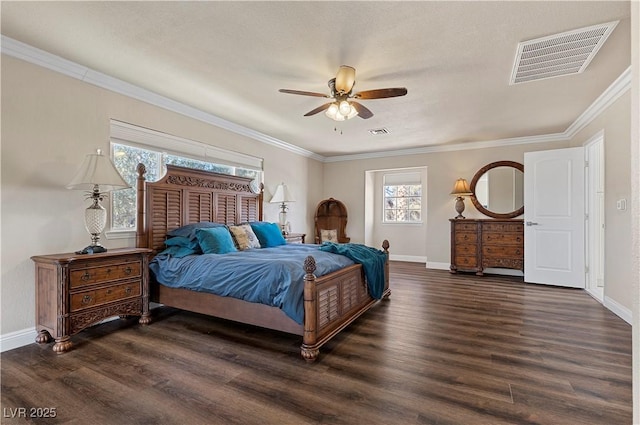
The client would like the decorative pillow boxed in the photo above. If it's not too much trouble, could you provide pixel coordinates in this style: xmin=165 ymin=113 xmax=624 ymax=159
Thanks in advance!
xmin=164 ymin=236 xmax=200 ymax=251
xmin=228 ymin=224 xmax=261 ymax=250
xmin=157 ymin=245 xmax=199 ymax=258
xmin=320 ymin=229 xmax=339 ymax=243
xmin=167 ymin=222 xmax=226 ymax=240
xmin=195 ymin=227 xmax=237 ymax=254
xmin=249 ymin=222 xmax=286 ymax=248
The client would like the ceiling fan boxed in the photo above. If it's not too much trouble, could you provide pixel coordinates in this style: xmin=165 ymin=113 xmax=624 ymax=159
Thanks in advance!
xmin=279 ymin=66 xmax=407 ymax=121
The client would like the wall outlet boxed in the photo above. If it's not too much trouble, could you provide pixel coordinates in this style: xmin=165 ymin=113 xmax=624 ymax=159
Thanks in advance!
xmin=616 ymin=199 xmax=627 ymax=211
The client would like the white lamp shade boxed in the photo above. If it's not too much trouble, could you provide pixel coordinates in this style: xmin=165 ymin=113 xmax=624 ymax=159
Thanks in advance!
xmin=66 ymin=149 xmax=130 ymax=192
xmin=270 ymin=183 xmax=295 ymax=203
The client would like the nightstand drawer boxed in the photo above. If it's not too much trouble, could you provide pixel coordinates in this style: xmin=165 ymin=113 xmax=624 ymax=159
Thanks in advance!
xmin=70 ymin=281 xmax=142 ymax=312
xmin=70 ymin=259 xmax=141 ymax=288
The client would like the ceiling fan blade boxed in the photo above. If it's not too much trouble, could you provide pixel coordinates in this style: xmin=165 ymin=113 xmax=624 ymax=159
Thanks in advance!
xmin=350 ymin=101 xmax=373 ymax=119
xmin=304 ymin=102 xmax=333 ymax=116
xmin=353 ymin=87 xmax=408 ymax=99
xmin=279 ymin=89 xmax=330 ymax=98
xmin=335 ymin=65 xmax=356 ymax=94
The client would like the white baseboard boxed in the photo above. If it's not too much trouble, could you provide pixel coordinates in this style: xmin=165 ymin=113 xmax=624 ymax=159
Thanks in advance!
xmin=426 ymin=261 xmax=450 ymax=270
xmin=604 ymin=296 xmax=633 ymax=325
xmin=483 ymin=268 xmax=525 ymax=277
xmin=389 ymin=254 xmax=427 ymax=263
xmin=0 ymin=327 xmax=37 ymax=353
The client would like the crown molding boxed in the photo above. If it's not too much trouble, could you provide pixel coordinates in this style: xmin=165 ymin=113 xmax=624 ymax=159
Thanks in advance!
xmin=328 ymin=65 xmax=631 ymax=163
xmin=564 ymin=66 xmax=632 ymax=138
xmin=1 ymin=35 xmax=323 ymax=162
xmin=323 ymin=132 xmax=568 ymax=163
xmin=2 ymin=36 xmax=630 ymax=164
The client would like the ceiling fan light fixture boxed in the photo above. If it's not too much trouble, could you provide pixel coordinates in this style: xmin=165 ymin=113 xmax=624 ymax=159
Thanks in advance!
xmin=339 ymin=100 xmax=351 ymax=115
xmin=346 ymin=104 xmax=358 ymax=119
xmin=325 ymin=101 xmax=358 ymax=121
xmin=325 ymin=103 xmax=339 ymax=119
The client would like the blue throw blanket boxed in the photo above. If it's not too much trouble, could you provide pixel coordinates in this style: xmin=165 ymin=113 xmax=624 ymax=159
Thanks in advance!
xmin=319 ymin=242 xmax=387 ymax=299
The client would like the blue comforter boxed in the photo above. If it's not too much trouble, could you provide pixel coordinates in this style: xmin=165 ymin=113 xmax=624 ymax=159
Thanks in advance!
xmin=319 ymin=242 xmax=388 ymax=299
xmin=149 ymin=244 xmax=355 ymax=324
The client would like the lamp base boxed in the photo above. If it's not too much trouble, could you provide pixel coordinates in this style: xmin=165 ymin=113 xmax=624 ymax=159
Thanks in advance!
xmin=76 ymin=245 xmax=107 ymax=255
xmin=454 ymin=196 xmax=467 ymax=219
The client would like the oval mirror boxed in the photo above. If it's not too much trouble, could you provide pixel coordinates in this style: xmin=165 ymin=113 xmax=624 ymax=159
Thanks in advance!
xmin=469 ymin=161 xmax=524 ymax=219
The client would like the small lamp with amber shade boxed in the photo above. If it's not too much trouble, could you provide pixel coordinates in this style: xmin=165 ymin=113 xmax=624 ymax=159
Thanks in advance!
xmin=450 ymin=178 xmax=473 ymax=219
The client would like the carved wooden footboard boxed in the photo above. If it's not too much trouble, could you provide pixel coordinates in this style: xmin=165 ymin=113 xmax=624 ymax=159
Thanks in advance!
xmin=301 ymin=240 xmax=391 ymax=362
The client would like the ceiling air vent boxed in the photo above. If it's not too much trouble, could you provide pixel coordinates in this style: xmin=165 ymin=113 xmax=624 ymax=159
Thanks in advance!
xmin=368 ymin=128 xmax=389 ymax=135
xmin=510 ymin=21 xmax=618 ymax=85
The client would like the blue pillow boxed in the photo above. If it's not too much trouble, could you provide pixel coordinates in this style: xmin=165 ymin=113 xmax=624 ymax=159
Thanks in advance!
xmin=167 ymin=222 xmax=226 ymax=240
xmin=249 ymin=222 xmax=286 ymax=247
xmin=165 ymin=236 xmax=200 ymax=250
xmin=157 ymin=245 xmax=199 ymax=258
xmin=195 ymin=227 xmax=238 ymax=254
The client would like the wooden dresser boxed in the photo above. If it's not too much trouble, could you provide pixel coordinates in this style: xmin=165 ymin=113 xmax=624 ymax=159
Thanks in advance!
xmin=449 ymin=219 xmax=524 ymax=275
xmin=31 ymin=247 xmax=152 ymax=353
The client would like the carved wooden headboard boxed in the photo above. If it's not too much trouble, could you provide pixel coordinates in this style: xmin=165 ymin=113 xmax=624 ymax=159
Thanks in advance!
xmin=136 ymin=163 xmax=263 ymax=253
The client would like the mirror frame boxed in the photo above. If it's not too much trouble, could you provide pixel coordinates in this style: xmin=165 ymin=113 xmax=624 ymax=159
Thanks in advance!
xmin=469 ymin=160 xmax=524 ymax=219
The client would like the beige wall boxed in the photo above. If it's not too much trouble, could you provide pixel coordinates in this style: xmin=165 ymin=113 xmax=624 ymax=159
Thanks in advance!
xmin=323 ymin=92 xmax=633 ymax=314
xmin=323 ymin=141 xmax=570 ymax=265
xmin=1 ymin=55 xmax=323 ymax=334
xmin=569 ymin=92 xmax=632 ymax=311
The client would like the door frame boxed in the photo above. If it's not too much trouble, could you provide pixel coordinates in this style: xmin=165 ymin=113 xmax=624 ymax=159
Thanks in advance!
xmin=584 ymin=130 xmax=605 ymax=302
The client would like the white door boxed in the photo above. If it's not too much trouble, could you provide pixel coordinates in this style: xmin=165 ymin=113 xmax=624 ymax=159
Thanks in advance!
xmin=524 ymin=147 xmax=585 ymax=287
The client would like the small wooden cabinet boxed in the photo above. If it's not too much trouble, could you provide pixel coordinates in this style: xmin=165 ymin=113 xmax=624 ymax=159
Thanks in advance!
xmin=450 ymin=219 xmax=524 ymax=275
xmin=31 ymin=247 xmax=152 ymax=353
xmin=284 ymin=233 xmax=306 ymax=244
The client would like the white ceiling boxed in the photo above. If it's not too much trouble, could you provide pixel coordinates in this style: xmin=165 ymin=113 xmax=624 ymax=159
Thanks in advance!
xmin=0 ymin=1 xmax=631 ymax=158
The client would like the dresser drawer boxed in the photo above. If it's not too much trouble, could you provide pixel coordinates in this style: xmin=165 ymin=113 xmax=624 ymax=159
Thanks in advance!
xmin=455 ymin=244 xmax=477 ymax=256
xmin=482 ymin=232 xmax=523 ymax=245
xmin=455 ymin=232 xmax=477 ymax=244
xmin=453 ymin=222 xmax=478 ymax=232
xmin=482 ymin=222 xmax=524 ymax=233
xmin=455 ymin=256 xmax=478 ymax=268
xmin=483 ymin=245 xmax=523 ymax=259
xmin=70 ymin=259 xmax=142 ymax=288
xmin=70 ymin=281 xmax=142 ymax=312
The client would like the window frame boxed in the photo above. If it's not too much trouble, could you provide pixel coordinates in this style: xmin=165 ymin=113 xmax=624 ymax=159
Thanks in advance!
xmin=106 ymin=121 xmax=263 ymax=239
xmin=382 ymin=179 xmax=423 ymax=225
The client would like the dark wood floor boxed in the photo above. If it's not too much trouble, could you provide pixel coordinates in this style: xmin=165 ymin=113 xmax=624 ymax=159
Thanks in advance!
xmin=1 ymin=262 xmax=632 ymax=425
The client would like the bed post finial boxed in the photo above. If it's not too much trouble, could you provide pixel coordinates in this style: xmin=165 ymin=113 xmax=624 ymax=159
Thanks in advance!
xmin=136 ymin=163 xmax=147 ymax=248
xmin=301 ymin=255 xmax=319 ymax=362
xmin=382 ymin=239 xmax=390 ymax=254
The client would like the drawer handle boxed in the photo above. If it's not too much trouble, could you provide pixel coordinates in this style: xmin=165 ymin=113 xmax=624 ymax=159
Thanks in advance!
xmin=106 ymin=268 xmax=112 ymax=274
xmin=82 ymin=295 xmax=93 ymax=304
xmin=106 ymin=289 xmax=112 ymax=295
xmin=124 ymin=267 xmax=132 ymax=275
xmin=125 ymin=286 xmax=132 ymax=295
xmin=81 ymin=272 xmax=91 ymax=281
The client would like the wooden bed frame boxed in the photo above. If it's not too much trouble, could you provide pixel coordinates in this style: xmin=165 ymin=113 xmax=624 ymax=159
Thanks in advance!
xmin=136 ymin=164 xmax=390 ymax=362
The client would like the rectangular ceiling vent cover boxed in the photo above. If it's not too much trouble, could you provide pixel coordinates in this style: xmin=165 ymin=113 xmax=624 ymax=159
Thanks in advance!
xmin=368 ymin=128 xmax=390 ymax=135
xmin=510 ymin=20 xmax=618 ymax=85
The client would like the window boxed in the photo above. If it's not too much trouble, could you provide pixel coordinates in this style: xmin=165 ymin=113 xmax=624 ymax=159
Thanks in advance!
xmin=383 ymin=172 xmax=422 ymax=223
xmin=109 ymin=121 xmax=262 ymax=232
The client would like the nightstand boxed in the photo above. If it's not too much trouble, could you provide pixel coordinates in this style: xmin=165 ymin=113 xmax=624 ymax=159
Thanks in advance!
xmin=284 ymin=233 xmax=306 ymax=244
xmin=31 ymin=247 xmax=152 ymax=353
